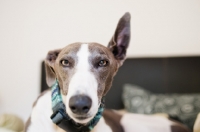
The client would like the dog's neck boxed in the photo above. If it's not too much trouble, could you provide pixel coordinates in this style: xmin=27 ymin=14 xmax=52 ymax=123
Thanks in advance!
xmin=50 ymin=80 xmax=105 ymax=132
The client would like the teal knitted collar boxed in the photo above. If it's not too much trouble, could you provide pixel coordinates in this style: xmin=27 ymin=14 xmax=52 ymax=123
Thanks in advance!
xmin=50 ymin=80 xmax=105 ymax=132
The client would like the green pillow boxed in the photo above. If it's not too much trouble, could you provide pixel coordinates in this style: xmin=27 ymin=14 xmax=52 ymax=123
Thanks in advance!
xmin=122 ymin=84 xmax=200 ymax=130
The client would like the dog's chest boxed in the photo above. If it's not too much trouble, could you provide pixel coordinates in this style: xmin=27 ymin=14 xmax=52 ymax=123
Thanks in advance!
xmin=28 ymin=90 xmax=113 ymax=132
xmin=55 ymin=118 xmax=113 ymax=132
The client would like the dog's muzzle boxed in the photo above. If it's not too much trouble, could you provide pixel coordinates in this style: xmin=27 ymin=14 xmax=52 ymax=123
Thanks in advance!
xmin=50 ymin=80 xmax=104 ymax=132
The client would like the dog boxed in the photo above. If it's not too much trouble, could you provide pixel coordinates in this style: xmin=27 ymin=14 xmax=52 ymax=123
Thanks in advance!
xmin=25 ymin=13 xmax=191 ymax=132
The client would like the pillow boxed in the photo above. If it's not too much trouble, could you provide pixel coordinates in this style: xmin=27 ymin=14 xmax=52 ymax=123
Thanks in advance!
xmin=0 ymin=114 xmax=24 ymax=132
xmin=0 ymin=128 xmax=15 ymax=132
xmin=122 ymin=84 xmax=200 ymax=130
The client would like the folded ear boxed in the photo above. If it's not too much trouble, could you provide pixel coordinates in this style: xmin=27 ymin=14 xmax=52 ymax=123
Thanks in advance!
xmin=108 ymin=12 xmax=131 ymax=65
xmin=45 ymin=49 xmax=61 ymax=87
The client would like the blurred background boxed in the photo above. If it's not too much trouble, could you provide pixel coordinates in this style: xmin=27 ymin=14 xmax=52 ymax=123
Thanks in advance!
xmin=0 ymin=0 xmax=200 ymax=124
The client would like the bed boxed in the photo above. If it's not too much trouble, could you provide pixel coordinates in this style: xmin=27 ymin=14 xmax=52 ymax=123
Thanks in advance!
xmin=41 ymin=56 xmax=200 ymax=131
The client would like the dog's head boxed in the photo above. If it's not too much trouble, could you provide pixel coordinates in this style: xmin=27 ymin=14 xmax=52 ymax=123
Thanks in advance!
xmin=45 ymin=13 xmax=131 ymax=124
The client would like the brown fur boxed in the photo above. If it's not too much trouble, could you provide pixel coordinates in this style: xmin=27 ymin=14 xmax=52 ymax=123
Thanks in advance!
xmin=45 ymin=42 xmax=122 ymax=103
xmin=54 ymin=43 xmax=81 ymax=95
xmin=103 ymin=110 xmax=124 ymax=132
xmin=171 ymin=125 xmax=191 ymax=132
xmin=45 ymin=43 xmax=82 ymax=95
xmin=88 ymin=43 xmax=119 ymax=102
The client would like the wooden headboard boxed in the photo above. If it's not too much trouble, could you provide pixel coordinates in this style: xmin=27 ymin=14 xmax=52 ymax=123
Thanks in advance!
xmin=41 ymin=57 xmax=200 ymax=109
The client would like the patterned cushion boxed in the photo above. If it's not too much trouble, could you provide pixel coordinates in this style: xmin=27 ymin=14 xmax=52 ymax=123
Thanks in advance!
xmin=122 ymin=84 xmax=200 ymax=129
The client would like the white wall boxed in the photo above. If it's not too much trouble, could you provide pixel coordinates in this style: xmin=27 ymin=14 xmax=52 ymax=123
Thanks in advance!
xmin=0 ymin=0 xmax=200 ymax=122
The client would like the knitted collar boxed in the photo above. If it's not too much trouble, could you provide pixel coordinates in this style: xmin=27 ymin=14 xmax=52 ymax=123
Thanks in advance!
xmin=50 ymin=80 xmax=105 ymax=132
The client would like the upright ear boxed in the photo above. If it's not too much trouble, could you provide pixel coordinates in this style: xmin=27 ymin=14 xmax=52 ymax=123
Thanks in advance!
xmin=45 ymin=49 xmax=61 ymax=87
xmin=108 ymin=12 xmax=131 ymax=65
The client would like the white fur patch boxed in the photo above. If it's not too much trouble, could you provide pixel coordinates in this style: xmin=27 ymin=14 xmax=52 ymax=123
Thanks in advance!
xmin=27 ymin=91 xmax=57 ymax=132
xmin=92 ymin=118 xmax=112 ymax=132
xmin=66 ymin=43 xmax=99 ymax=124
xmin=120 ymin=113 xmax=173 ymax=132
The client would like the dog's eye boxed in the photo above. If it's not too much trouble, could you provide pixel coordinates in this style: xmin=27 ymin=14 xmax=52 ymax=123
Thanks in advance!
xmin=61 ymin=60 xmax=70 ymax=67
xmin=98 ymin=60 xmax=108 ymax=67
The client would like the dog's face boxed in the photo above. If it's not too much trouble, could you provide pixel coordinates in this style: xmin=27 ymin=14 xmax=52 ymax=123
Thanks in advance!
xmin=45 ymin=13 xmax=131 ymax=124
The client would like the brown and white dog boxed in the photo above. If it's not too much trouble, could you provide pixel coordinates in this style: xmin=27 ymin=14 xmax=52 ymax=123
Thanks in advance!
xmin=25 ymin=13 xmax=190 ymax=132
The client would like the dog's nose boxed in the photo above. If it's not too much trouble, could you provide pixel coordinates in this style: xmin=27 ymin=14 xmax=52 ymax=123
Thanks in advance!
xmin=69 ymin=95 xmax=92 ymax=114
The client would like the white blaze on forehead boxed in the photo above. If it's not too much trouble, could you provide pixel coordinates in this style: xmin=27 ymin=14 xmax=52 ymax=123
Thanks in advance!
xmin=68 ymin=44 xmax=97 ymax=94
xmin=66 ymin=43 xmax=99 ymax=123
